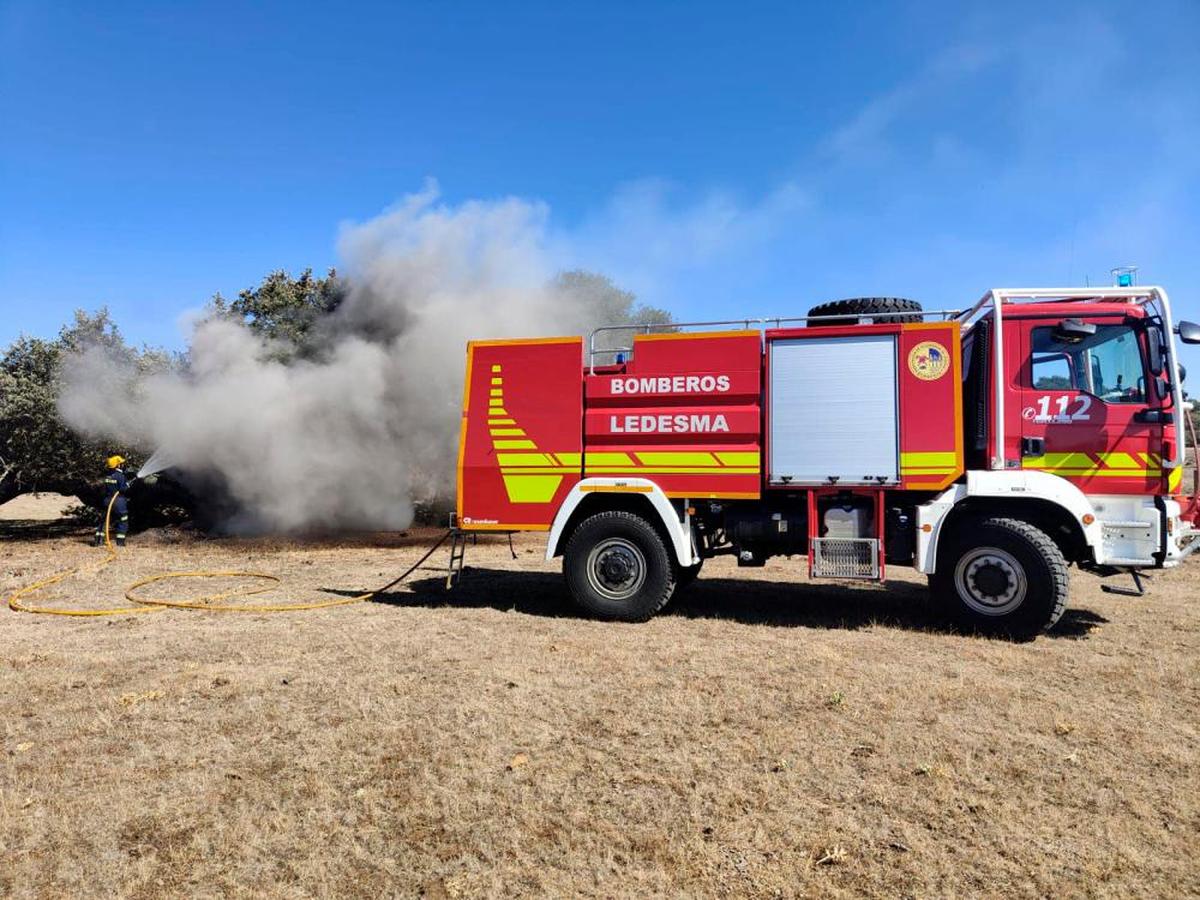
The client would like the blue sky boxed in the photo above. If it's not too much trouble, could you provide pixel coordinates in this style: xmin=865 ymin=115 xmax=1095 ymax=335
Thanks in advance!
xmin=2 ymin=0 xmax=1199 ymax=368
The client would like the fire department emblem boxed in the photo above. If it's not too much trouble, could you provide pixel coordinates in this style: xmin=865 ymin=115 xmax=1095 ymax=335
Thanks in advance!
xmin=908 ymin=341 xmax=950 ymax=381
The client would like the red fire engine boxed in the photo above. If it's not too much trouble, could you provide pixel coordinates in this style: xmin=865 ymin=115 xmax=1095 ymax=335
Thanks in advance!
xmin=456 ymin=288 xmax=1200 ymax=638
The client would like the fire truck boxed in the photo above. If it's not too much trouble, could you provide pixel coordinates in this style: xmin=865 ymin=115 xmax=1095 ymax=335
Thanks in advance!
xmin=455 ymin=287 xmax=1200 ymax=638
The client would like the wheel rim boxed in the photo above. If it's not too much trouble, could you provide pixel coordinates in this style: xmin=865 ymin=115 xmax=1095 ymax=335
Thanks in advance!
xmin=586 ymin=538 xmax=647 ymax=601
xmin=953 ymin=547 xmax=1027 ymax=616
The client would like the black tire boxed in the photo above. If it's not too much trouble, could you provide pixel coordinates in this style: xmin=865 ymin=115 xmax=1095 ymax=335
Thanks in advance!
xmin=807 ymin=297 xmax=924 ymax=326
xmin=930 ymin=516 xmax=1069 ymax=640
xmin=563 ymin=511 xmax=676 ymax=621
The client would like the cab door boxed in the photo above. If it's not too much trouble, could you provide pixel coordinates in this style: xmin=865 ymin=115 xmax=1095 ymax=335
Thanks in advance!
xmin=1016 ymin=316 xmax=1164 ymax=494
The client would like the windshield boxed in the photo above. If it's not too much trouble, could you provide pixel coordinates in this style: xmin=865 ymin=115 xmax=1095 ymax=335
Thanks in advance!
xmin=1031 ymin=324 xmax=1147 ymax=403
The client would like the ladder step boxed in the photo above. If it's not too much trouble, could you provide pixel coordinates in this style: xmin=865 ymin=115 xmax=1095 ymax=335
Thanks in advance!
xmin=446 ymin=529 xmax=468 ymax=589
xmin=811 ymin=538 xmax=880 ymax=580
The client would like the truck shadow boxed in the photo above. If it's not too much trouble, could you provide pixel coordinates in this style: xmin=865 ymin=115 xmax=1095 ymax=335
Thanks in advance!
xmin=362 ymin=566 xmax=1106 ymax=640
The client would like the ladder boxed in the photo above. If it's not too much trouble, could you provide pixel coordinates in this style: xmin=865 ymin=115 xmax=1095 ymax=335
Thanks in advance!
xmin=446 ymin=527 xmax=469 ymax=589
xmin=445 ymin=525 xmax=517 ymax=589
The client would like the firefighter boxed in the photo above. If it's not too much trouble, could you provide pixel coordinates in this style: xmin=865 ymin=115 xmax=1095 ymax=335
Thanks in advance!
xmin=94 ymin=455 xmax=132 ymax=547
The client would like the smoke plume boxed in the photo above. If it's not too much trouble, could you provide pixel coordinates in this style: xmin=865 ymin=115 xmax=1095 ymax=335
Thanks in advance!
xmin=58 ymin=183 xmax=639 ymax=532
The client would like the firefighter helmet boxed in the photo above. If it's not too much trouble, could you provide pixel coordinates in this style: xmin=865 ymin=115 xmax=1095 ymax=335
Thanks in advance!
xmin=106 ymin=455 xmax=126 ymax=469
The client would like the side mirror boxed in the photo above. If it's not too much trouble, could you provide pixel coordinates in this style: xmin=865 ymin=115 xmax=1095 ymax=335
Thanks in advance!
xmin=1178 ymin=320 xmax=1200 ymax=345
xmin=1147 ymin=325 xmax=1164 ymax=375
xmin=1053 ymin=318 xmax=1097 ymax=343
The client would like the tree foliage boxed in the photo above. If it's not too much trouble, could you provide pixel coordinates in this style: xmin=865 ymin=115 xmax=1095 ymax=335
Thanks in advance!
xmin=550 ymin=271 xmax=677 ymax=363
xmin=208 ymin=268 xmax=347 ymax=359
xmin=0 ymin=310 xmax=167 ymax=506
xmin=551 ymin=270 xmax=674 ymax=328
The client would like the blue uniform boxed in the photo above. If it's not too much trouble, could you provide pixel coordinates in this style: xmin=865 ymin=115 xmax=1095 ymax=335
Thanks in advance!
xmin=96 ymin=467 xmax=130 ymax=544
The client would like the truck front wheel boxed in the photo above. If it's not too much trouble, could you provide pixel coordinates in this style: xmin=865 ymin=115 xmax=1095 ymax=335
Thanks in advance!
xmin=564 ymin=511 xmax=676 ymax=621
xmin=931 ymin=516 xmax=1069 ymax=639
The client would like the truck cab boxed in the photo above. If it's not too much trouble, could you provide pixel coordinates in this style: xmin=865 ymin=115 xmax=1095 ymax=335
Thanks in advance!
xmin=952 ymin=292 xmax=1197 ymax=571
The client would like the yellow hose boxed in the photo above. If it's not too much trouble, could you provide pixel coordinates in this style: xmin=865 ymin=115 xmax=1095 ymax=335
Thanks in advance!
xmin=7 ymin=493 xmax=451 ymax=616
xmin=123 ymin=571 xmax=377 ymax=612
xmin=6 ymin=493 xmax=164 ymax=616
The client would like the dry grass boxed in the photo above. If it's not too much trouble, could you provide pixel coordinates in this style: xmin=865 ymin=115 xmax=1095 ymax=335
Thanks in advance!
xmin=1 ymin=522 xmax=1198 ymax=898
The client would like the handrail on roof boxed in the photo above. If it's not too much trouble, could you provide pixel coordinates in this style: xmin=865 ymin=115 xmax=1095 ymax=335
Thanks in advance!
xmin=587 ymin=308 xmax=963 ymax=372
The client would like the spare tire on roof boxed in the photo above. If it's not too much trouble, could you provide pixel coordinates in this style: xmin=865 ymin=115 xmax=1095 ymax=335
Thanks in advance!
xmin=806 ymin=297 xmax=924 ymax=326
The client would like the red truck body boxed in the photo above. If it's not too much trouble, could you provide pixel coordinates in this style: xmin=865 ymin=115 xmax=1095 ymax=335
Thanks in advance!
xmin=455 ymin=288 xmax=1200 ymax=637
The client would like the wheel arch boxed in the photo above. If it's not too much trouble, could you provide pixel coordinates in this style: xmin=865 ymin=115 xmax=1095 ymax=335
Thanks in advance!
xmin=546 ymin=479 xmax=696 ymax=567
xmin=935 ymin=497 xmax=1090 ymax=567
xmin=919 ymin=470 xmax=1101 ymax=573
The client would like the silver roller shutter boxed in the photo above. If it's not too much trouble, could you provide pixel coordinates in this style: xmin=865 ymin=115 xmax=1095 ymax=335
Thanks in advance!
xmin=768 ymin=335 xmax=899 ymax=484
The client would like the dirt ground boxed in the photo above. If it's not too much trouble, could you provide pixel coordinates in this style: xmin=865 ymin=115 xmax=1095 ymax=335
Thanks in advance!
xmin=1 ymin=518 xmax=1198 ymax=899
xmin=0 ymin=493 xmax=74 ymax=522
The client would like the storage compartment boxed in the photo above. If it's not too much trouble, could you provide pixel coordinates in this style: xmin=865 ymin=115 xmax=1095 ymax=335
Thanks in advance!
xmin=768 ymin=334 xmax=900 ymax=485
xmin=821 ymin=497 xmax=874 ymax=539
xmin=809 ymin=489 xmax=884 ymax=580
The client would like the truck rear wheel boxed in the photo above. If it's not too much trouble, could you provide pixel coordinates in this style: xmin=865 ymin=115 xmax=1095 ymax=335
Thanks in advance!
xmin=931 ymin=516 xmax=1069 ymax=639
xmin=564 ymin=511 xmax=676 ymax=621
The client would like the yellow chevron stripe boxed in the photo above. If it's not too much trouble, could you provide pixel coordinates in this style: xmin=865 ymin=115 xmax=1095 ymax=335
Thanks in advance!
xmin=634 ymin=451 xmax=719 ymax=466
xmin=497 ymin=452 xmax=555 ymax=467
xmin=498 ymin=467 xmax=762 ymax=476
xmin=900 ymin=451 xmax=958 ymax=467
xmin=500 ymin=474 xmax=562 ymax=503
xmin=493 ymin=439 xmax=537 ymax=450
xmin=586 ymin=467 xmax=759 ymax=475
xmin=1023 ymin=465 xmax=1161 ymax=478
xmin=585 ymin=452 xmax=636 ymax=466
xmin=1025 ymin=452 xmax=1095 ymax=470
xmin=715 ymin=451 xmax=761 ymax=466
xmin=500 ymin=467 xmax=579 ymax=474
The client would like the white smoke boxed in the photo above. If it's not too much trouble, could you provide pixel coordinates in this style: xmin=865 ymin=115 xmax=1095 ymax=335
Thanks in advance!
xmin=57 ymin=183 xmax=632 ymax=532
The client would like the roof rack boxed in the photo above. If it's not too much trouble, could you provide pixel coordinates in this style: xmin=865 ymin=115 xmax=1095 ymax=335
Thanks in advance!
xmin=588 ymin=308 xmax=962 ymax=373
